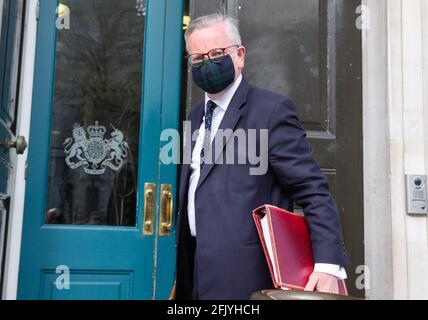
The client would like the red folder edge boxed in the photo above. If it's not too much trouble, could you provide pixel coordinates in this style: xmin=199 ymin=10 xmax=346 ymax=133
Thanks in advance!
xmin=252 ymin=204 xmax=348 ymax=295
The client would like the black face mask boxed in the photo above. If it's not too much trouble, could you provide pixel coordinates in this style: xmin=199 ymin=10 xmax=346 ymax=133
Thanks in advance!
xmin=191 ymin=55 xmax=236 ymax=94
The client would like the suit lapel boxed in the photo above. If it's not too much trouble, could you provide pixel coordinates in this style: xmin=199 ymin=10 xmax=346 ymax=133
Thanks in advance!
xmin=196 ymin=78 xmax=250 ymax=190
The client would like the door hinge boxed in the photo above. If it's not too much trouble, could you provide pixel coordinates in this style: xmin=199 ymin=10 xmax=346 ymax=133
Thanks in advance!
xmin=36 ymin=1 xmax=40 ymax=20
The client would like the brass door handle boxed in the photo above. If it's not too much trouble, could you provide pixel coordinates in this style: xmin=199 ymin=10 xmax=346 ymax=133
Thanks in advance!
xmin=143 ymin=183 xmax=155 ymax=235
xmin=0 ymin=136 xmax=27 ymax=154
xmin=159 ymin=184 xmax=173 ymax=236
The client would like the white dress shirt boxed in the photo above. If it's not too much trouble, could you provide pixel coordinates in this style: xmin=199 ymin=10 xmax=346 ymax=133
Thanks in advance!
xmin=186 ymin=73 xmax=347 ymax=280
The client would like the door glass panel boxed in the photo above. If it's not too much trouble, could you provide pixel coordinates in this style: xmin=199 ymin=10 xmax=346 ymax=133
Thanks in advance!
xmin=45 ymin=0 xmax=145 ymax=226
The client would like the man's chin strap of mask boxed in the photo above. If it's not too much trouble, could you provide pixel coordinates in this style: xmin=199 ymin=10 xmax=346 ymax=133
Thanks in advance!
xmin=192 ymin=54 xmax=236 ymax=94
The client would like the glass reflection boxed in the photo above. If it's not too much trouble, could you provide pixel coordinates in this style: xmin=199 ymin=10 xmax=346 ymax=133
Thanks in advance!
xmin=45 ymin=0 xmax=145 ymax=226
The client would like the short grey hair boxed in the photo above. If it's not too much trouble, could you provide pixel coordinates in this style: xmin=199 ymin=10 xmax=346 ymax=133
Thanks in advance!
xmin=184 ymin=13 xmax=242 ymax=51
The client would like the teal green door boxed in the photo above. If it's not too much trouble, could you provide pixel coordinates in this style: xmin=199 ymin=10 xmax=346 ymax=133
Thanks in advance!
xmin=18 ymin=0 xmax=183 ymax=299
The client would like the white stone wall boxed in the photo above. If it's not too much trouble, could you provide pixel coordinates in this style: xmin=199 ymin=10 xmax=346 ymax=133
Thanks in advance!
xmin=364 ymin=0 xmax=428 ymax=299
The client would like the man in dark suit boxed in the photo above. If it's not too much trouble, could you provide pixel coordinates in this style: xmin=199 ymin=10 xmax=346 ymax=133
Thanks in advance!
xmin=175 ymin=13 xmax=350 ymax=300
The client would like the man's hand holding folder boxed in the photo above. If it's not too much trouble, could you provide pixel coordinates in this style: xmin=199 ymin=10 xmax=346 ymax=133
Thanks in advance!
xmin=253 ymin=205 xmax=348 ymax=295
xmin=304 ymin=271 xmax=341 ymax=294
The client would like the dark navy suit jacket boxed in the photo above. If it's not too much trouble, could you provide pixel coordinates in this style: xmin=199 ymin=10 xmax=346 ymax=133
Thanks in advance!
xmin=175 ymin=78 xmax=350 ymax=300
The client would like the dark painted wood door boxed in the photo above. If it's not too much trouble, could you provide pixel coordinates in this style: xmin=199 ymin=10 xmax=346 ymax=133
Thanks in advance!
xmin=187 ymin=0 xmax=364 ymax=297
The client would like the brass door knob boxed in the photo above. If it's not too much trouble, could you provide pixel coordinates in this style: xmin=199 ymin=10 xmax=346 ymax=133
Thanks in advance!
xmin=0 ymin=136 xmax=28 ymax=154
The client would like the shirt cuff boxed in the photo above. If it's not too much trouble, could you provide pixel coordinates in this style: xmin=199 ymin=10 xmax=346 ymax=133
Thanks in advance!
xmin=314 ymin=263 xmax=347 ymax=280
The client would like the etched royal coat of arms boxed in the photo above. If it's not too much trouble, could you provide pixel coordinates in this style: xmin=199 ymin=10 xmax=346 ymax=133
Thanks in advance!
xmin=63 ymin=121 xmax=129 ymax=175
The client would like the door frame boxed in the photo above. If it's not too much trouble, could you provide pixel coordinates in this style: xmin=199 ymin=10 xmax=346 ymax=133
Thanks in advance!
xmin=1 ymin=0 xmax=35 ymax=300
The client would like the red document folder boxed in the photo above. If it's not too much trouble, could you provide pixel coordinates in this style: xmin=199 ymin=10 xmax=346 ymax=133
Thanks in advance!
xmin=253 ymin=204 xmax=348 ymax=295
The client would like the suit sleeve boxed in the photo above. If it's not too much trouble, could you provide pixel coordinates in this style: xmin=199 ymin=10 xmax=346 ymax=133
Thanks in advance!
xmin=268 ymin=98 xmax=350 ymax=266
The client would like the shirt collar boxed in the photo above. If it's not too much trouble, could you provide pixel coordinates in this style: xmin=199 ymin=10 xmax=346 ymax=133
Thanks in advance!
xmin=204 ymin=73 xmax=243 ymax=112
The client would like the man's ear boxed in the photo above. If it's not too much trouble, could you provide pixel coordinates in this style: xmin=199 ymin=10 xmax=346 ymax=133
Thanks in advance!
xmin=238 ymin=46 xmax=246 ymax=59
xmin=237 ymin=46 xmax=246 ymax=71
